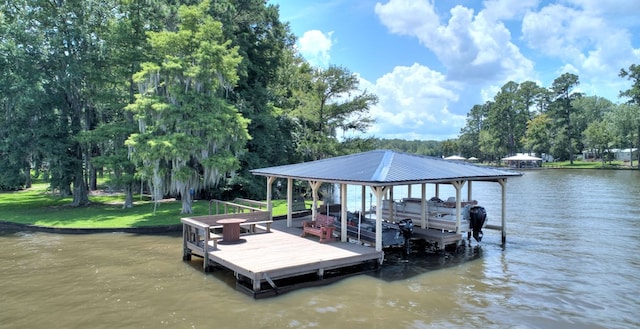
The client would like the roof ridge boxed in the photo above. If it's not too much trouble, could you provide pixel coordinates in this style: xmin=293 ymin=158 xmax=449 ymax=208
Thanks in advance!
xmin=371 ymin=150 xmax=394 ymax=181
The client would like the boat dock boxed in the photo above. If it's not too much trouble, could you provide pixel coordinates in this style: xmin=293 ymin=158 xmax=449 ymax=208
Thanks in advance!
xmin=182 ymin=215 xmax=384 ymax=298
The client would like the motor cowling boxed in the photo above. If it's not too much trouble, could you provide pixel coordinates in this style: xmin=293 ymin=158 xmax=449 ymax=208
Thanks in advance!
xmin=397 ymin=218 xmax=413 ymax=239
xmin=397 ymin=219 xmax=413 ymax=258
xmin=469 ymin=206 xmax=486 ymax=242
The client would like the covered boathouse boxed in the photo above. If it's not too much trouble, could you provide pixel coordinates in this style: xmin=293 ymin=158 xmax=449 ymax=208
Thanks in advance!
xmin=181 ymin=150 xmax=521 ymax=297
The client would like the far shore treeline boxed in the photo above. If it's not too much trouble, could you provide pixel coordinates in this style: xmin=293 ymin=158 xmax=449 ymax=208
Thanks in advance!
xmin=1 ymin=1 xmax=639 ymax=215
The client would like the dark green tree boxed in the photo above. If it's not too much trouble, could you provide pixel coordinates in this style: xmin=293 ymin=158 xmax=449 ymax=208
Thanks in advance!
xmin=549 ymin=73 xmax=581 ymax=163
xmin=458 ymin=103 xmax=489 ymax=160
xmin=517 ymin=81 xmax=544 ymax=120
xmin=522 ymin=113 xmax=552 ymax=159
xmin=291 ymin=65 xmax=378 ymax=161
xmin=3 ymin=0 xmax=117 ymax=205
xmin=486 ymin=81 xmax=529 ymax=156
xmin=0 ymin=1 xmax=47 ymax=190
xmin=206 ymin=0 xmax=300 ymax=199
xmin=582 ymin=120 xmax=613 ymax=166
xmin=126 ymin=0 xmax=249 ymax=214
xmin=441 ymin=139 xmax=460 ymax=157
xmin=608 ymin=103 xmax=640 ymax=167
xmin=570 ymin=96 xmax=614 ymax=159
xmin=619 ymin=64 xmax=640 ymax=167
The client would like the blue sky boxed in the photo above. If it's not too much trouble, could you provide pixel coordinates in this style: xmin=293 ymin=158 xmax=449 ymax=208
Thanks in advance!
xmin=270 ymin=0 xmax=640 ymax=141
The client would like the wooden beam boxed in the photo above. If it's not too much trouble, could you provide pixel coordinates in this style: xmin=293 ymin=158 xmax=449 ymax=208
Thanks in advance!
xmin=287 ymin=177 xmax=293 ymax=227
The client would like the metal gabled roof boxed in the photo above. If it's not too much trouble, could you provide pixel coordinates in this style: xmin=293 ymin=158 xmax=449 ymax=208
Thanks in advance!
xmin=250 ymin=149 xmax=521 ymax=186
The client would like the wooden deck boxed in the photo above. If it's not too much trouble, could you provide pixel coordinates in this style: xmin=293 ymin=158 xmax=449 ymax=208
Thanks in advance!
xmin=182 ymin=216 xmax=384 ymax=298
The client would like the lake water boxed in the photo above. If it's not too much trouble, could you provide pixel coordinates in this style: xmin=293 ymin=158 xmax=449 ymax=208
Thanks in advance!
xmin=1 ymin=169 xmax=638 ymax=329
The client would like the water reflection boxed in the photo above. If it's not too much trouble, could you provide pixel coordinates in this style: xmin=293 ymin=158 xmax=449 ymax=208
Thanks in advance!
xmin=1 ymin=170 xmax=639 ymax=328
xmin=373 ymin=244 xmax=483 ymax=282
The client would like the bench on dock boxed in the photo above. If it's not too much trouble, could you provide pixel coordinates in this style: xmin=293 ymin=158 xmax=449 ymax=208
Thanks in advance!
xmin=301 ymin=214 xmax=335 ymax=243
xmin=208 ymin=233 xmax=223 ymax=249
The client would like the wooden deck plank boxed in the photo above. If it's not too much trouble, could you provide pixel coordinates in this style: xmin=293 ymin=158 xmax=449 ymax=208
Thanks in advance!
xmin=183 ymin=216 xmax=383 ymax=296
xmin=207 ymin=229 xmax=379 ymax=273
xmin=186 ymin=218 xmax=384 ymax=293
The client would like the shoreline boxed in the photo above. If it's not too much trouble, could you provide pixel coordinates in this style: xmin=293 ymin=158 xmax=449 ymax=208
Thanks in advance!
xmin=0 ymin=213 xmax=306 ymax=234
xmin=0 ymin=220 xmax=183 ymax=234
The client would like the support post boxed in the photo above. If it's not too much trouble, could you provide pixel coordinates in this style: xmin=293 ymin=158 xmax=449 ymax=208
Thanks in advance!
xmin=452 ymin=180 xmax=466 ymax=234
xmin=309 ymin=180 xmax=322 ymax=220
xmin=369 ymin=186 xmax=388 ymax=252
xmin=388 ymin=187 xmax=394 ymax=222
xmin=421 ymin=183 xmax=427 ymax=229
xmin=499 ymin=178 xmax=507 ymax=246
xmin=340 ymin=184 xmax=347 ymax=242
xmin=266 ymin=176 xmax=276 ymax=221
xmin=203 ymin=226 xmax=210 ymax=271
xmin=182 ymin=223 xmax=191 ymax=261
xmin=361 ymin=186 xmax=366 ymax=215
xmin=287 ymin=177 xmax=293 ymax=227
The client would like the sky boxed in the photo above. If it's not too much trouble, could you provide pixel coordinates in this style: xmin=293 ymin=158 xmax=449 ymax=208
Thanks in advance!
xmin=269 ymin=0 xmax=640 ymax=141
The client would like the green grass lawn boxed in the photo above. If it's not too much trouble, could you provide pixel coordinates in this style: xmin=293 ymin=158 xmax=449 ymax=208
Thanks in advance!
xmin=0 ymin=183 xmax=311 ymax=229
xmin=542 ymin=160 xmax=628 ymax=169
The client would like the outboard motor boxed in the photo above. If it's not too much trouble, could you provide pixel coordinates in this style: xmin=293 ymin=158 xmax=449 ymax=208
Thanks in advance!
xmin=397 ymin=219 xmax=413 ymax=256
xmin=469 ymin=206 xmax=487 ymax=242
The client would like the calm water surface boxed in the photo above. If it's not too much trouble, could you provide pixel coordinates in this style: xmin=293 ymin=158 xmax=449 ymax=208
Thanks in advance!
xmin=1 ymin=169 xmax=639 ymax=329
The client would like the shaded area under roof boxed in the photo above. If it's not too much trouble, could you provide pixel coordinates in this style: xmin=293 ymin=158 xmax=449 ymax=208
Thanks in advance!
xmin=251 ymin=150 xmax=521 ymax=185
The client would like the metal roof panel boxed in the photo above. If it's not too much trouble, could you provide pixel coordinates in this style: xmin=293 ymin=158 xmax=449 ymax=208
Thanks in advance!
xmin=250 ymin=150 xmax=521 ymax=185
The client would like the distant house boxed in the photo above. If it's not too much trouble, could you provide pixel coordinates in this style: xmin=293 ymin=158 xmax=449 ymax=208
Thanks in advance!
xmin=540 ymin=153 xmax=554 ymax=162
xmin=611 ymin=148 xmax=638 ymax=162
xmin=580 ymin=150 xmax=597 ymax=161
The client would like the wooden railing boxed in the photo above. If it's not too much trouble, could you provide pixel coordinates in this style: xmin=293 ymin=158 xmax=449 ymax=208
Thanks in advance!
xmin=233 ymin=198 xmax=268 ymax=209
xmin=208 ymin=198 xmax=267 ymax=215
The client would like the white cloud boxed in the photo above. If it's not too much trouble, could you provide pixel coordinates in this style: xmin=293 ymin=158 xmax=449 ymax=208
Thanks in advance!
xmin=297 ymin=30 xmax=334 ymax=68
xmin=482 ymin=0 xmax=540 ymax=21
xmin=522 ymin=5 xmax=595 ymax=59
xmin=566 ymin=0 xmax=640 ymax=17
xmin=522 ymin=3 xmax=640 ymax=83
xmin=355 ymin=63 xmax=466 ymax=140
xmin=287 ymin=0 xmax=639 ymax=140
xmin=375 ymin=0 xmax=534 ymax=83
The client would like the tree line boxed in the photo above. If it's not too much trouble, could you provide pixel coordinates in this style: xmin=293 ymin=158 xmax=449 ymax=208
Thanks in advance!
xmin=0 ymin=0 xmax=378 ymax=213
xmin=1 ymin=1 xmax=638 ymax=214
xmin=456 ymin=70 xmax=640 ymax=167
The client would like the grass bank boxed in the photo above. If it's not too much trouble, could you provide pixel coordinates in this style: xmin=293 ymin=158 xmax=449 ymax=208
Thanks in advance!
xmin=0 ymin=183 xmax=303 ymax=229
xmin=542 ymin=160 xmax=634 ymax=169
